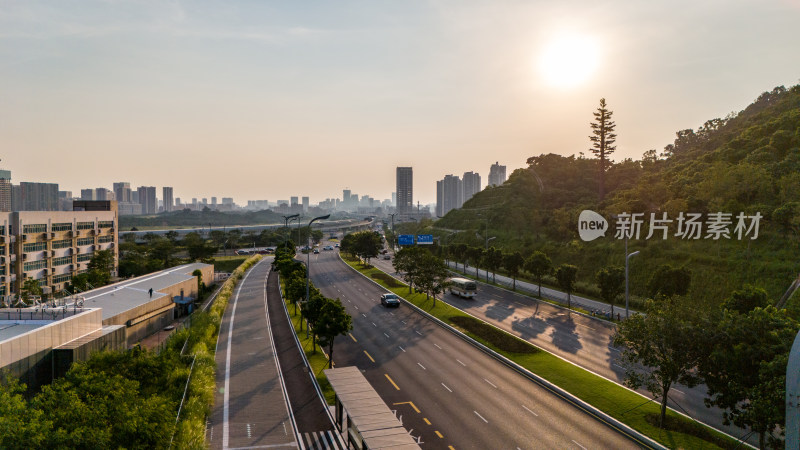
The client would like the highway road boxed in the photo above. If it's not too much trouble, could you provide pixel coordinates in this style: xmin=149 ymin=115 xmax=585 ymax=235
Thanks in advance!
xmin=368 ymin=255 xmax=754 ymax=445
xmin=307 ymin=245 xmax=645 ymax=449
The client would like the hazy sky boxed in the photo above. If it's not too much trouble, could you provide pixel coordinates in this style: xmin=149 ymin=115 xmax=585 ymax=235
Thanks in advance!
xmin=2 ymin=1 xmax=799 ymax=205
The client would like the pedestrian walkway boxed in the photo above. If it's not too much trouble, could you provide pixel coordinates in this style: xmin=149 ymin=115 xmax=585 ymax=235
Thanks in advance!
xmin=206 ymin=259 xmax=298 ymax=449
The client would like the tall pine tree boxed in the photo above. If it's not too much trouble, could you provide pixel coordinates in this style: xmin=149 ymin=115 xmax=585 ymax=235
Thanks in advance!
xmin=589 ymin=98 xmax=617 ymax=201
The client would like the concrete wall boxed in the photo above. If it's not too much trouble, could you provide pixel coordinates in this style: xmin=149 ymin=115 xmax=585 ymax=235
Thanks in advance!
xmin=0 ymin=308 xmax=103 ymax=390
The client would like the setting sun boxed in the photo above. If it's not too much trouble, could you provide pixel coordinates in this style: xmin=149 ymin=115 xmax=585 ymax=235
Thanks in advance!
xmin=539 ymin=34 xmax=600 ymax=88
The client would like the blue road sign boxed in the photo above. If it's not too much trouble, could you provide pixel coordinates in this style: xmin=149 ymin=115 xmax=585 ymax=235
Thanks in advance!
xmin=416 ymin=234 xmax=434 ymax=245
xmin=398 ymin=234 xmax=415 ymax=246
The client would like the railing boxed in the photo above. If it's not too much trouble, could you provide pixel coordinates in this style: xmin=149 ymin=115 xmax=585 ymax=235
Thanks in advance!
xmin=0 ymin=307 xmax=88 ymax=321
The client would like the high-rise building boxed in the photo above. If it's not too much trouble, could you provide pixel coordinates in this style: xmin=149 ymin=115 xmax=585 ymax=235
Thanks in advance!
xmin=0 ymin=170 xmax=11 ymax=212
xmin=163 ymin=187 xmax=174 ymax=212
xmin=489 ymin=161 xmax=507 ymax=187
xmin=221 ymin=197 xmax=233 ymax=205
xmin=80 ymin=189 xmax=95 ymax=201
xmin=436 ymin=174 xmax=462 ymax=217
xmin=137 ymin=186 xmax=157 ymax=215
xmin=211 ymin=197 xmax=217 ymax=206
xmin=290 ymin=196 xmax=299 ymax=207
xmin=113 ymin=182 xmax=131 ymax=203
xmin=302 ymin=196 xmax=309 ymax=212
xmin=391 ymin=192 xmax=396 ymax=207
xmin=396 ymin=167 xmax=413 ymax=215
xmin=462 ymin=171 xmax=481 ymax=203
xmin=13 ymin=182 xmax=59 ymax=211
xmin=95 ymin=188 xmax=114 ymax=201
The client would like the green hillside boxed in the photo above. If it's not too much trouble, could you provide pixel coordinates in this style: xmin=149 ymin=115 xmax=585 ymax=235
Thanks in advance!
xmin=434 ymin=85 xmax=800 ymax=309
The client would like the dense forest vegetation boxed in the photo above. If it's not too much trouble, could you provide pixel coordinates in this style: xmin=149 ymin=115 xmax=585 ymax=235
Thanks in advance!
xmin=435 ymin=84 xmax=800 ymax=310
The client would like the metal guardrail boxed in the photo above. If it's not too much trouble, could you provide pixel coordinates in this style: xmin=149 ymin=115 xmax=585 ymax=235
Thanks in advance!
xmin=0 ymin=308 xmax=87 ymax=321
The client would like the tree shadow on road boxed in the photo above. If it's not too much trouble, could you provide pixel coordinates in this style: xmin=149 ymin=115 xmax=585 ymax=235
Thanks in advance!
xmin=545 ymin=313 xmax=583 ymax=354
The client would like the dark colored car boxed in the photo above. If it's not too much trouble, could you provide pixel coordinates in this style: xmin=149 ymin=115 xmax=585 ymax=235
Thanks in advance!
xmin=380 ymin=293 xmax=400 ymax=307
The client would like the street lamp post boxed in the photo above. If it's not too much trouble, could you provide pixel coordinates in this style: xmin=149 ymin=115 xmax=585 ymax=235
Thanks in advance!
xmin=282 ymin=214 xmax=299 ymax=249
xmin=306 ymin=214 xmax=330 ymax=337
xmin=296 ymin=215 xmax=304 ymax=250
xmin=625 ymin=250 xmax=640 ymax=319
xmin=389 ymin=213 xmax=396 ymax=250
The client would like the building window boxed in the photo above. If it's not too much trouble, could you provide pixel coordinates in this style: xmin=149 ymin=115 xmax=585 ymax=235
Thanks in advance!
xmin=23 ymin=224 xmax=47 ymax=234
xmin=52 ymin=273 xmax=72 ymax=284
xmin=23 ymin=242 xmax=47 ymax=253
xmin=77 ymin=253 xmax=93 ymax=262
xmin=77 ymin=237 xmax=94 ymax=246
xmin=98 ymin=235 xmax=114 ymax=244
xmin=77 ymin=222 xmax=94 ymax=230
xmin=0 ymin=225 xmax=5 ymax=235
xmin=51 ymin=222 xmax=73 ymax=231
xmin=98 ymin=221 xmax=114 ymax=228
xmin=52 ymin=239 xmax=72 ymax=249
xmin=53 ymin=256 xmax=72 ymax=266
xmin=23 ymin=260 xmax=48 ymax=271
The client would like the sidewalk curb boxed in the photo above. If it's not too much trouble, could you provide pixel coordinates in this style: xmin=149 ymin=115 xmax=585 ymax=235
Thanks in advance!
xmin=340 ymin=254 xmax=667 ymax=450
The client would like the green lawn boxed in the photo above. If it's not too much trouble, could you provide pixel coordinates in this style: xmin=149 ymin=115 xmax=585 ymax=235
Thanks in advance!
xmin=342 ymin=255 xmax=742 ymax=450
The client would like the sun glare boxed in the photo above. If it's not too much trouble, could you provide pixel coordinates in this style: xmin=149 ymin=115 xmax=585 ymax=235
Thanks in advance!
xmin=539 ymin=34 xmax=600 ymax=88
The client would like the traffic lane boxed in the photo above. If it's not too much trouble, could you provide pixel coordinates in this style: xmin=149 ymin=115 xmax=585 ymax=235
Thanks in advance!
xmin=370 ymin=257 xmax=752 ymax=444
xmin=311 ymin=255 xmax=640 ymax=449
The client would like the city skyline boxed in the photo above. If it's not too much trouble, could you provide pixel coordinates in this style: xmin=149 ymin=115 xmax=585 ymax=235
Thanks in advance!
xmin=3 ymin=1 xmax=800 ymax=203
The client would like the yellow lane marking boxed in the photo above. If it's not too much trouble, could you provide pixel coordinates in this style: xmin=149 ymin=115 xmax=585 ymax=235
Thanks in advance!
xmin=349 ymin=333 xmax=357 ymax=342
xmin=392 ymin=401 xmax=420 ymax=413
xmin=385 ymin=374 xmax=400 ymax=391
xmin=364 ymin=351 xmax=375 ymax=363
xmin=448 ymin=446 xmax=455 ymax=450
xmin=423 ymin=418 xmax=431 ymax=425
xmin=435 ymin=431 xmax=443 ymax=439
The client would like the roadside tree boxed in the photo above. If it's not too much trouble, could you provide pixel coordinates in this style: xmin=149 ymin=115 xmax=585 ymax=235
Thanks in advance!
xmin=503 ymin=252 xmax=525 ymax=290
xmin=613 ymin=296 xmax=707 ymax=428
xmin=596 ymin=266 xmax=625 ymax=318
xmin=647 ymin=264 xmax=691 ymax=298
xmin=555 ymin=264 xmax=578 ymax=312
xmin=700 ymin=306 xmax=799 ymax=449
xmin=316 ymin=298 xmax=353 ymax=368
xmin=525 ymin=251 xmax=551 ymax=298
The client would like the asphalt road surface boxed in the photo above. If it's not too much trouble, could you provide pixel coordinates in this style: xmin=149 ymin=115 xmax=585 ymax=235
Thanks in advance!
xmin=369 ymin=254 xmax=754 ymax=445
xmin=207 ymin=258 xmax=298 ymax=449
xmin=308 ymin=246 xmax=644 ymax=450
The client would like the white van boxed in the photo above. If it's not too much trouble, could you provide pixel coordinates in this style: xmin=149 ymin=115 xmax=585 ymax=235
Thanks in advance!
xmin=449 ymin=277 xmax=477 ymax=298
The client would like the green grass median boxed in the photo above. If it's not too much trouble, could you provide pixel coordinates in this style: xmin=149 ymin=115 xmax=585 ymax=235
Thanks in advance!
xmin=279 ymin=283 xmax=337 ymax=405
xmin=343 ymin=255 xmax=742 ymax=450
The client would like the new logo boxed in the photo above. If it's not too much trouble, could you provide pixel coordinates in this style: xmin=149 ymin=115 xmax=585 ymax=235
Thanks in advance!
xmin=578 ymin=210 xmax=608 ymax=241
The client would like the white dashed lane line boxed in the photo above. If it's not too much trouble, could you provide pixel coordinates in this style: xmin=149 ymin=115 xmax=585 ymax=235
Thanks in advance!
xmin=434 ymin=344 xmax=442 ymax=350
xmin=484 ymin=378 xmax=497 ymax=389
xmin=415 ymin=330 xmax=423 ymax=336
xmin=456 ymin=359 xmax=467 ymax=367
xmin=417 ymin=362 xmax=426 ymax=370
xmin=474 ymin=411 xmax=489 ymax=424
xmin=441 ymin=383 xmax=452 ymax=393
xmin=522 ymin=405 xmax=538 ymax=417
